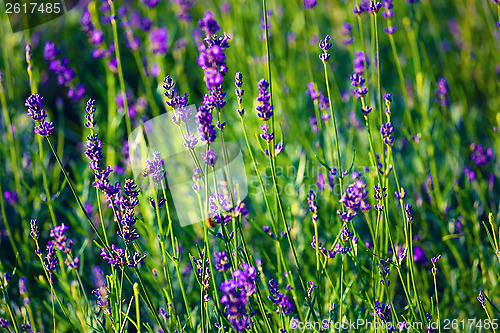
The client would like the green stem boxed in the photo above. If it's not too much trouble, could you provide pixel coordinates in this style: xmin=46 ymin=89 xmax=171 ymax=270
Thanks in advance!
xmin=109 ymin=0 xmax=132 ymax=136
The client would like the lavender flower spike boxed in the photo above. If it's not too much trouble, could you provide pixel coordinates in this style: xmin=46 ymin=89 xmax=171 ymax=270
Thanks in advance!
xmin=256 ymin=79 xmax=273 ymax=121
xmin=26 ymin=94 xmax=54 ymax=138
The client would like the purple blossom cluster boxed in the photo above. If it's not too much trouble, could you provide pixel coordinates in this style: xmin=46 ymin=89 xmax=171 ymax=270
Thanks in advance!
xmin=163 ymin=76 xmax=190 ymax=112
xmin=351 ymin=74 xmax=368 ymax=101
xmin=43 ymin=41 xmax=85 ymax=101
xmin=149 ymin=27 xmax=169 ymax=55
xmin=303 ymin=0 xmax=317 ymax=9
xmin=100 ymin=244 xmax=147 ymax=268
xmin=319 ymin=35 xmax=332 ymax=62
xmin=197 ymin=12 xmax=230 ymax=90
xmin=337 ymin=175 xmax=369 ymax=222
xmin=470 ymin=143 xmax=493 ymax=166
xmin=307 ymin=190 xmax=319 ymax=222
xmin=83 ymin=100 xmax=121 ymax=199
xmin=25 ymin=94 xmax=54 ymax=138
xmin=463 ymin=143 xmax=494 ymax=182
xmin=306 ymin=83 xmax=330 ymax=113
xmin=50 ymin=223 xmax=80 ymax=268
xmin=80 ymin=8 xmax=115 ymax=61
xmin=353 ymin=0 xmax=370 ymax=15
xmin=435 ymin=77 xmax=450 ymax=107
xmin=373 ymin=184 xmax=387 ymax=213
xmin=91 ymin=266 xmax=111 ymax=315
xmin=44 ymin=241 xmax=59 ymax=283
xmin=117 ymin=179 xmax=141 ymax=243
xmin=196 ymin=104 xmax=216 ymax=143
xmin=268 ymin=279 xmax=293 ymax=315
xmin=145 ymin=151 xmax=167 ymax=184
xmin=380 ymin=122 xmax=394 ymax=146
xmin=174 ymin=0 xmax=194 ymax=22
xmin=219 ymin=263 xmax=257 ymax=331
xmin=214 ymin=251 xmax=231 ymax=272
xmin=374 ymin=302 xmax=393 ymax=327
xmin=342 ymin=23 xmax=354 ymax=45
xmin=381 ymin=0 xmax=397 ymax=34
xmin=235 ymin=72 xmax=245 ymax=116
xmin=378 ymin=259 xmax=391 ymax=286
xmin=256 ymin=79 xmax=273 ymax=121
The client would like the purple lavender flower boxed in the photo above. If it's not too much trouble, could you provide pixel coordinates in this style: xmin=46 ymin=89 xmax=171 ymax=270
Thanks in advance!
xmin=260 ymin=124 xmax=274 ymax=143
xmin=34 ymin=122 xmax=55 ymax=137
xmin=268 ymin=279 xmax=293 ymax=315
xmin=303 ymin=0 xmax=317 ymax=8
xmin=215 ymin=251 xmax=231 ymax=272
xmin=30 ymin=219 xmax=39 ymax=240
xmin=470 ymin=143 xmax=493 ymax=166
xmin=264 ymin=142 xmax=284 ymax=157
xmin=384 ymin=25 xmax=397 ymax=34
xmin=196 ymin=104 xmax=216 ymax=143
xmin=318 ymin=92 xmax=329 ymax=112
xmin=201 ymin=149 xmax=218 ymax=167
xmin=3 ymin=191 xmax=18 ymax=206
xmin=353 ymin=51 xmax=369 ymax=74
xmin=338 ymin=178 xmax=368 ymax=221
xmin=309 ymin=117 xmax=319 ymax=133
xmin=373 ymin=184 xmax=387 ymax=212
xmin=26 ymin=94 xmax=55 ymax=137
xmin=306 ymin=82 xmax=319 ymax=101
xmin=369 ymin=1 xmax=382 ymax=13
xmin=25 ymin=94 xmax=47 ymax=122
xmin=306 ymin=281 xmax=316 ymax=298
xmin=463 ymin=166 xmax=476 ymax=182
xmin=149 ymin=197 xmax=166 ymax=209
xmin=163 ymin=76 xmax=190 ymax=111
xmin=413 ymin=245 xmax=427 ymax=264
xmin=435 ymin=77 xmax=450 ymax=107
xmin=319 ymin=35 xmax=332 ymax=62
xmin=381 ymin=122 xmax=394 ymax=146
xmin=378 ymin=259 xmax=391 ymax=286
xmin=44 ymin=41 xmax=85 ymax=100
xmin=43 ymin=41 xmax=59 ymax=60
xmin=100 ymin=244 xmax=147 ymax=268
xmin=351 ymin=73 xmax=368 ymax=98
xmin=117 ymin=179 xmax=141 ymax=243
xmin=50 ymin=224 xmax=80 ymax=268
xmin=145 ymin=152 xmax=167 ymax=184
xmin=219 ymin=263 xmax=257 ymax=331
xmin=0 ymin=319 xmax=9 ymax=329
xmin=307 ymin=190 xmax=319 ymax=222
xmin=175 ymin=0 xmax=194 ymax=22
xmin=141 ymin=0 xmax=160 ymax=9
xmin=50 ymin=224 xmax=73 ymax=253
xmin=404 ymin=204 xmax=414 ymax=222
xmin=85 ymin=134 xmax=104 ymax=171
xmin=198 ymin=11 xmax=220 ymax=36
xmin=149 ymin=27 xmax=169 ymax=55
xmin=44 ymin=241 xmax=59 ymax=277
xmin=342 ymin=23 xmax=354 ymax=45
xmin=431 ymin=255 xmax=441 ymax=275
xmin=18 ymin=277 xmax=29 ymax=306
xmin=235 ymin=72 xmax=245 ymax=116
xmin=92 ymin=266 xmax=111 ymax=315
xmin=478 ymin=291 xmax=486 ymax=307
xmin=256 ymin=79 xmax=273 ymax=120
xmin=197 ymin=33 xmax=231 ymax=90
xmin=374 ymin=302 xmax=392 ymax=323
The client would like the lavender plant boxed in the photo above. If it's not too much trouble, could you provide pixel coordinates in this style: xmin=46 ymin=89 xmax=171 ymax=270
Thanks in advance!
xmin=0 ymin=1 xmax=500 ymax=332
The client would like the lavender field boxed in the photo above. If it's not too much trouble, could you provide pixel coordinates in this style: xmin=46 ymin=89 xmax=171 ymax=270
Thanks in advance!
xmin=0 ymin=0 xmax=499 ymax=332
